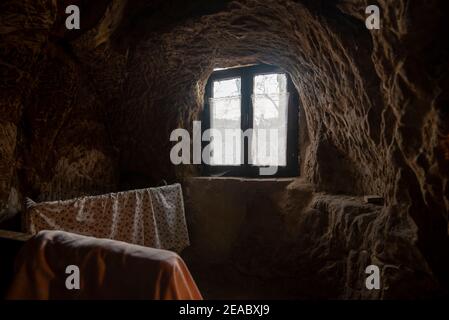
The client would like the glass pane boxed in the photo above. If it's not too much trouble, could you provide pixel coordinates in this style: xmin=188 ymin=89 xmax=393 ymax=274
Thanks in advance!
xmin=251 ymin=73 xmax=288 ymax=166
xmin=209 ymin=78 xmax=242 ymax=165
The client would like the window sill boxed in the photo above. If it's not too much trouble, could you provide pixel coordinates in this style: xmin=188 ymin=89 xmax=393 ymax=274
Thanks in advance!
xmin=186 ymin=176 xmax=297 ymax=183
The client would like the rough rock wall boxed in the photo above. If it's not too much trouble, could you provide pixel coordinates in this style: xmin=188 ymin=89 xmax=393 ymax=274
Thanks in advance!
xmin=184 ymin=177 xmax=441 ymax=299
xmin=117 ymin=0 xmax=448 ymax=296
xmin=341 ymin=0 xmax=449 ymax=292
xmin=0 ymin=0 xmax=447 ymax=298
xmin=0 ymin=0 xmax=124 ymax=208
xmin=118 ymin=0 xmax=394 ymax=194
xmin=0 ymin=0 xmax=57 ymax=218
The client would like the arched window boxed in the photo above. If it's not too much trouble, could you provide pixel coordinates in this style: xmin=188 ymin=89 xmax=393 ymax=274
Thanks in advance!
xmin=202 ymin=64 xmax=299 ymax=177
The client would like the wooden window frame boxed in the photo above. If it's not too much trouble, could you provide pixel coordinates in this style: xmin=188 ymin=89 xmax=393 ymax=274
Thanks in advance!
xmin=201 ymin=64 xmax=299 ymax=177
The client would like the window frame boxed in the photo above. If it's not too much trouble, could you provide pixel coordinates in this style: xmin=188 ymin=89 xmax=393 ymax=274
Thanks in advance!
xmin=202 ymin=64 xmax=299 ymax=177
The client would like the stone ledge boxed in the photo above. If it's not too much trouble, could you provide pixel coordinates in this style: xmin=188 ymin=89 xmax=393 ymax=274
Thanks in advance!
xmin=0 ymin=229 xmax=32 ymax=242
xmin=186 ymin=176 xmax=297 ymax=183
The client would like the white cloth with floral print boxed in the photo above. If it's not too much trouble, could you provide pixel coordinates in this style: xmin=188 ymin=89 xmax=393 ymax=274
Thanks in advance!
xmin=24 ymin=184 xmax=190 ymax=253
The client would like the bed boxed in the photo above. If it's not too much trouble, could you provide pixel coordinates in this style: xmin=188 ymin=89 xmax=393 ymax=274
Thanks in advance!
xmin=6 ymin=230 xmax=202 ymax=300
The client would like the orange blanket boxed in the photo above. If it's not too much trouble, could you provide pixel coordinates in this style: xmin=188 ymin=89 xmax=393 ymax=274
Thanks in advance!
xmin=6 ymin=230 xmax=202 ymax=300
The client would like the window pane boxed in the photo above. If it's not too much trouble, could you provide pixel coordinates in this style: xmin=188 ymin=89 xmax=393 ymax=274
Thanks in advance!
xmin=251 ymin=73 xmax=288 ymax=166
xmin=209 ymin=78 xmax=242 ymax=165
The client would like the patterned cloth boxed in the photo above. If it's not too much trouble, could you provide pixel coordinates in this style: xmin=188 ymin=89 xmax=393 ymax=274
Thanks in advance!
xmin=24 ymin=184 xmax=190 ymax=253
